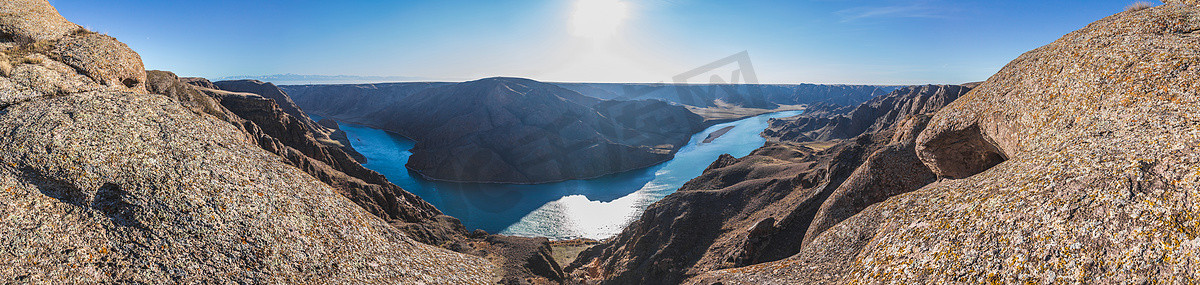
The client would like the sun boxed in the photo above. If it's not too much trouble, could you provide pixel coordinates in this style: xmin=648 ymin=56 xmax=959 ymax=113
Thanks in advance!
xmin=570 ymin=0 xmax=630 ymax=40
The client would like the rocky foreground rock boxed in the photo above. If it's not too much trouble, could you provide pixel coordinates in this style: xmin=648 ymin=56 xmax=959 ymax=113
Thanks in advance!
xmin=0 ymin=0 xmax=497 ymax=283
xmin=690 ymin=2 xmax=1200 ymax=283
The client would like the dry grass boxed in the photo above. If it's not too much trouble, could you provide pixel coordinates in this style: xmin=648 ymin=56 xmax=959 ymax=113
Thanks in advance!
xmin=549 ymin=239 xmax=600 ymax=266
xmin=4 ymin=40 xmax=54 ymax=65
xmin=20 ymin=55 xmax=42 ymax=65
xmin=0 ymin=60 xmax=10 ymax=77
xmin=1126 ymin=1 xmax=1152 ymax=12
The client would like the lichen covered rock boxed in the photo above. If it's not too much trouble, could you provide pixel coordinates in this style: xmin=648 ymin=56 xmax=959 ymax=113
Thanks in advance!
xmin=53 ymin=32 xmax=147 ymax=93
xmin=693 ymin=4 xmax=1200 ymax=284
xmin=0 ymin=0 xmax=79 ymax=42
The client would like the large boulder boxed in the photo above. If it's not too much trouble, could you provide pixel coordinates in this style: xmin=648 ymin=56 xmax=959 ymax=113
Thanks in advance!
xmin=0 ymin=0 xmax=146 ymax=107
xmin=53 ymin=32 xmax=147 ymax=93
xmin=693 ymin=3 xmax=1200 ymax=284
xmin=0 ymin=0 xmax=79 ymax=43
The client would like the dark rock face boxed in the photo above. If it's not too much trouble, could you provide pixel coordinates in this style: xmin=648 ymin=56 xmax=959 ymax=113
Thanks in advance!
xmin=214 ymin=79 xmax=323 ymax=132
xmin=213 ymin=80 xmax=368 ymax=165
xmin=299 ymin=77 xmax=706 ymax=184
xmin=763 ymin=85 xmax=970 ymax=143
xmin=693 ymin=3 xmax=1200 ymax=284
xmin=568 ymin=84 xmax=971 ymax=284
xmin=0 ymin=1 xmax=497 ymax=282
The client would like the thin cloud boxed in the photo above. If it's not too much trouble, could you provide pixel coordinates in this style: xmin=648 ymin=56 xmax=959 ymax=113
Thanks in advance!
xmin=836 ymin=1 xmax=952 ymax=22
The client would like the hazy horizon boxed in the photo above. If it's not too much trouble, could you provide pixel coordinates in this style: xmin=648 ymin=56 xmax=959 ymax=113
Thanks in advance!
xmin=53 ymin=0 xmax=1159 ymax=85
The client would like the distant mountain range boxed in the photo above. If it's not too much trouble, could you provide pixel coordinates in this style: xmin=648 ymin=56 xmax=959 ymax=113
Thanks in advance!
xmin=281 ymin=81 xmax=898 ymax=110
xmin=211 ymin=74 xmax=440 ymax=85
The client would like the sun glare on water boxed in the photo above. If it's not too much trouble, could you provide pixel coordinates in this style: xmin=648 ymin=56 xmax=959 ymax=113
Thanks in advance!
xmin=570 ymin=0 xmax=630 ymax=39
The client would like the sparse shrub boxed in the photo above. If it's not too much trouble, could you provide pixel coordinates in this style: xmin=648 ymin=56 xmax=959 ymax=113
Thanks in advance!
xmin=1127 ymin=1 xmax=1153 ymax=12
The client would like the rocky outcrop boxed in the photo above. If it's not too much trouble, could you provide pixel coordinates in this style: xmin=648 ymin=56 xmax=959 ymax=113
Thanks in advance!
xmin=763 ymin=84 xmax=970 ymax=143
xmin=179 ymin=76 xmax=217 ymax=89
xmin=0 ymin=0 xmax=78 ymax=43
xmin=568 ymin=83 xmax=969 ymax=284
xmin=145 ymin=70 xmax=229 ymax=120
xmin=299 ymin=77 xmax=706 ymax=184
xmin=0 ymin=1 xmax=497 ymax=282
xmin=214 ymin=80 xmax=324 ymax=132
xmin=146 ymin=72 xmax=466 ymax=246
xmin=692 ymin=3 xmax=1200 ymax=283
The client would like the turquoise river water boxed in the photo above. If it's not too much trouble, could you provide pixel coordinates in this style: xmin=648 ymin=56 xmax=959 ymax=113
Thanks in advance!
xmin=314 ymin=110 xmax=802 ymax=240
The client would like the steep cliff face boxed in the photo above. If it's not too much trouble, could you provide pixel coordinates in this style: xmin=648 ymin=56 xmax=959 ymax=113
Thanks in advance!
xmin=762 ymin=84 xmax=971 ymax=143
xmin=693 ymin=2 xmax=1200 ymax=283
xmin=0 ymin=1 xmax=496 ymax=283
xmin=567 ymin=82 xmax=968 ymax=284
xmin=214 ymin=80 xmax=324 ymax=133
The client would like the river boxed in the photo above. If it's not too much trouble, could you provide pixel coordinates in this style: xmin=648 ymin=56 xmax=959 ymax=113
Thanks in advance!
xmin=314 ymin=110 xmax=802 ymax=240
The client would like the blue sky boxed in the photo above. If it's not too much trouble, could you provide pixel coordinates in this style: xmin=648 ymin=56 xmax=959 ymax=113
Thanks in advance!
xmin=51 ymin=0 xmax=1158 ymax=85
